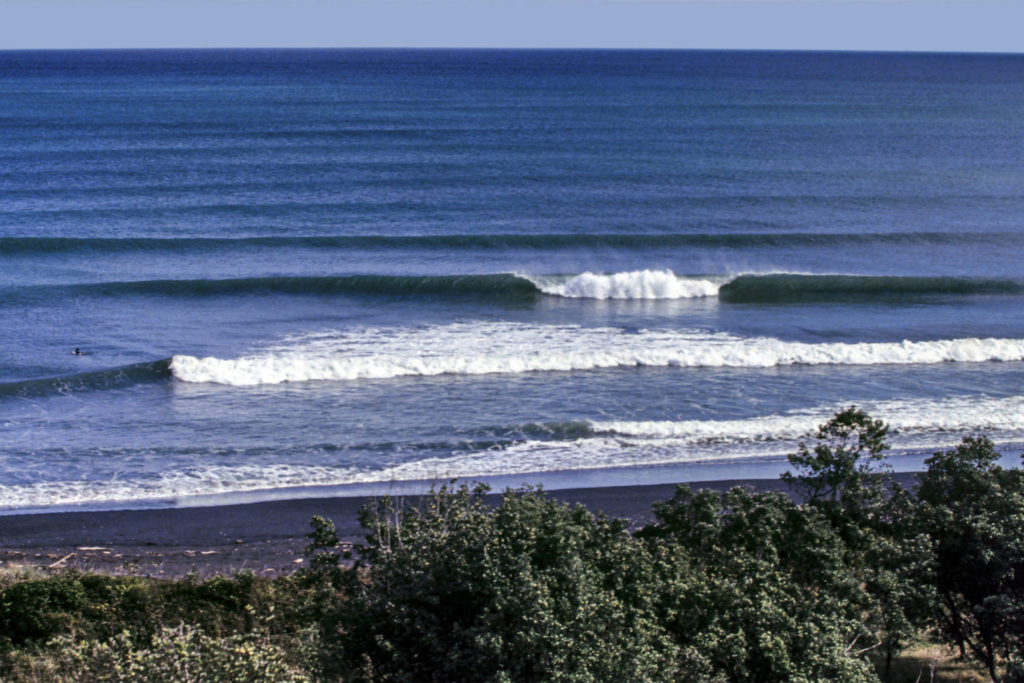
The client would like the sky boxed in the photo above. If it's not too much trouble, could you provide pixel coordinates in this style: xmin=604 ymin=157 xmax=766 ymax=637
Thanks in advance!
xmin=1 ymin=0 xmax=1023 ymax=52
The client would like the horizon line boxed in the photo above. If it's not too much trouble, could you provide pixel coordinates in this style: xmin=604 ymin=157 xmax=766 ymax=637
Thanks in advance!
xmin=2 ymin=46 xmax=1023 ymax=57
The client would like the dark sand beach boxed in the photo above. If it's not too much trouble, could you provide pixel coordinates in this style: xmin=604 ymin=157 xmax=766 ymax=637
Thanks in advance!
xmin=0 ymin=474 xmax=918 ymax=578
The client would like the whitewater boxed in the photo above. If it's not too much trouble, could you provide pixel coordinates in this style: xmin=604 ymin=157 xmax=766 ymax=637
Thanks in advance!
xmin=171 ymin=323 xmax=1024 ymax=386
xmin=528 ymin=269 xmax=721 ymax=299
xmin=2 ymin=393 xmax=1021 ymax=511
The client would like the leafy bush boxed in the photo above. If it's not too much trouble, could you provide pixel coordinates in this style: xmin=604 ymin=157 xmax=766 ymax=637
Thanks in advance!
xmin=324 ymin=482 xmax=681 ymax=681
xmin=915 ymin=436 xmax=1024 ymax=682
xmin=640 ymin=485 xmax=877 ymax=682
xmin=47 ymin=622 xmax=309 ymax=682
xmin=0 ymin=575 xmax=88 ymax=646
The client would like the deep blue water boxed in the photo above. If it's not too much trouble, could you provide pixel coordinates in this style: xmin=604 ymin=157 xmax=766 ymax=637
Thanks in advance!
xmin=2 ymin=49 xmax=1023 ymax=513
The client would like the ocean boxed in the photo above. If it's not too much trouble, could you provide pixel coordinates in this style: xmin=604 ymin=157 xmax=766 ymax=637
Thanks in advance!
xmin=1 ymin=49 xmax=1023 ymax=514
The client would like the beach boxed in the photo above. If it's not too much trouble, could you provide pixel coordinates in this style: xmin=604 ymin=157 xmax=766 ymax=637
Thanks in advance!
xmin=0 ymin=474 xmax=929 ymax=578
xmin=0 ymin=479 xmax=786 ymax=577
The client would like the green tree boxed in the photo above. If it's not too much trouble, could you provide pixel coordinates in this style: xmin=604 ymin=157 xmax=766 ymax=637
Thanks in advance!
xmin=781 ymin=408 xmax=933 ymax=678
xmin=782 ymin=406 xmax=890 ymax=515
xmin=0 ymin=576 xmax=87 ymax=647
xmin=915 ymin=437 xmax=1024 ymax=682
xmin=860 ymin=486 xmax=936 ymax=681
xmin=640 ymin=485 xmax=877 ymax=682
xmin=326 ymin=482 xmax=680 ymax=681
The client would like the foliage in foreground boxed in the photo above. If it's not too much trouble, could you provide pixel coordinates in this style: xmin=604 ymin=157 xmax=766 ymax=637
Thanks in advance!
xmin=1 ymin=407 xmax=1023 ymax=682
xmin=20 ymin=622 xmax=310 ymax=683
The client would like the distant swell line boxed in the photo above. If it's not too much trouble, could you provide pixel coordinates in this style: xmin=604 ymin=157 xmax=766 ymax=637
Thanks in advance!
xmin=0 ymin=231 xmax=1016 ymax=254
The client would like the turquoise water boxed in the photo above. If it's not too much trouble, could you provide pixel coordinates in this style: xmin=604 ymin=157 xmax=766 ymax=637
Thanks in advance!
xmin=2 ymin=49 xmax=1023 ymax=512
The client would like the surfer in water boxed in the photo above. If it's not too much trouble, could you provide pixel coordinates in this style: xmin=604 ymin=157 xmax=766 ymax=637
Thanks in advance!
xmin=72 ymin=347 xmax=84 ymax=356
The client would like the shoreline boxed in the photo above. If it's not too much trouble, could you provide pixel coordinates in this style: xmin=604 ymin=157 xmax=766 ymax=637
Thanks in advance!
xmin=0 ymin=474 xmax=918 ymax=578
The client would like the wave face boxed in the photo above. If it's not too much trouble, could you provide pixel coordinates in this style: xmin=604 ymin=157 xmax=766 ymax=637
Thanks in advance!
xmin=719 ymin=274 xmax=1023 ymax=303
xmin=0 ymin=360 xmax=172 ymax=398
xmin=27 ymin=274 xmax=540 ymax=303
xmin=169 ymin=323 xmax=1024 ymax=386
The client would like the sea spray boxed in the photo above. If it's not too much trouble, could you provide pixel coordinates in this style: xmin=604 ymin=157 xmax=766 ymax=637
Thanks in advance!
xmin=532 ymin=269 xmax=721 ymax=299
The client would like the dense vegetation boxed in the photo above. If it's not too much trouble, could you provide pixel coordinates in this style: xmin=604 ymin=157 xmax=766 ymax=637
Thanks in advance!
xmin=1 ymin=408 xmax=1022 ymax=681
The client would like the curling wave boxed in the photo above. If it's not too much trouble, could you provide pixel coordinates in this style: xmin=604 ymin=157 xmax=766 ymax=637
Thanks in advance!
xmin=11 ymin=270 xmax=1021 ymax=306
xmin=25 ymin=270 xmax=717 ymax=303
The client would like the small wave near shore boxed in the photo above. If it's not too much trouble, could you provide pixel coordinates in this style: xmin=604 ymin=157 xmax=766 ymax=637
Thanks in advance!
xmin=2 ymin=394 xmax=1021 ymax=511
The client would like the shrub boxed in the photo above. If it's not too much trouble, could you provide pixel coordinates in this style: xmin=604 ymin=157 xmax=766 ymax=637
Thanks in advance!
xmin=915 ymin=437 xmax=1024 ymax=683
xmin=640 ymin=485 xmax=877 ymax=682
xmin=324 ymin=482 xmax=681 ymax=681
xmin=0 ymin=575 xmax=88 ymax=646
xmin=48 ymin=622 xmax=310 ymax=682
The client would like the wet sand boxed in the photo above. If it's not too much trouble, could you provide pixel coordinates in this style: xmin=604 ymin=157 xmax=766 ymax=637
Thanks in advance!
xmin=0 ymin=475 xmax=914 ymax=578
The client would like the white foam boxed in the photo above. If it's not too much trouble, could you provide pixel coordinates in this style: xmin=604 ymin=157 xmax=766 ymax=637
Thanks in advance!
xmin=2 ymin=394 xmax=1021 ymax=511
xmin=594 ymin=395 xmax=1024 ymax=443
xmin=0 ymin=464 xmax=349 ymax=511
xmin=0 ymin=439 xmax=759 ymax=510
xmin=171 ymin=322 xmax=1024 ymax=386
xmin=372 ymin=394 xmax=1024 ymax=484
xmin=529 ymin=269 xmax=721 ymax=299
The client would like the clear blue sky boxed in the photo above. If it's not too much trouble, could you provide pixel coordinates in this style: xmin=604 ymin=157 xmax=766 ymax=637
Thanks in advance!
xmin=2 ymin=0 xmax=1023 ymax=52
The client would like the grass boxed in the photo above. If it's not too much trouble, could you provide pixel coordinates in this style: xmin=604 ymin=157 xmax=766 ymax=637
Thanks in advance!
xmin=0 ymin=564 xmax=44 ymax=591
xmin=876 ymin=642 xmax=990 ymax=683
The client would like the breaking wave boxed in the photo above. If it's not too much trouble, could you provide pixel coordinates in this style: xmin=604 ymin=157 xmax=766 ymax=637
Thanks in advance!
xmin=18 ymin=270 xmax=1016 ymax=305
xmin=527 ymin=270 xmax=720 ymax=299
xmin=170 ymin=323 xmax=1024 ymax=386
